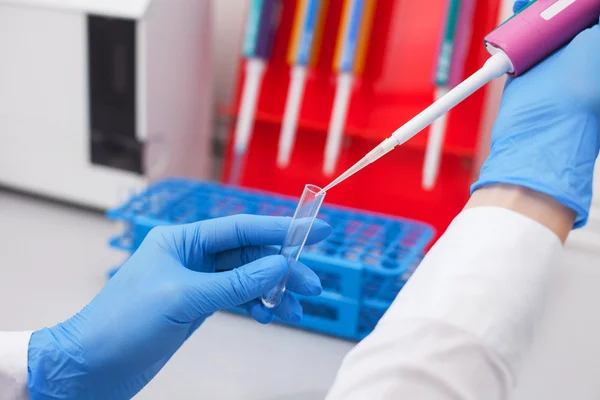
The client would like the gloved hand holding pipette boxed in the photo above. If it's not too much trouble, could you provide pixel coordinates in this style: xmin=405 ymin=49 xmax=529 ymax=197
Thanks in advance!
xmin=473 ymin=15 xmax=600 ymax=228
xmin=321 ymin=0 xmax=600 ymax=194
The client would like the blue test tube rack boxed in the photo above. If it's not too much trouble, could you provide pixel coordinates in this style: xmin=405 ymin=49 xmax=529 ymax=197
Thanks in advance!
xmin=106 ymin=179 xmax=434 ymax=341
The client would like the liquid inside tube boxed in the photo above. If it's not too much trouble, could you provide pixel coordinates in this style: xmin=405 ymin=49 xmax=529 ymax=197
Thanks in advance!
xmin=261 ymin=184 xmax=326 ymax=308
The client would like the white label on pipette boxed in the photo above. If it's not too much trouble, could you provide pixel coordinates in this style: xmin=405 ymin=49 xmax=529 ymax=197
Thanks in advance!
xmin=541 ymin=0 xmax=576 ymax=20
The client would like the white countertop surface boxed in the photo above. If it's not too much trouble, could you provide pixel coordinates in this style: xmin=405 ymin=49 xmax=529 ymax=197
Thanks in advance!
xmin=0 ymin=189 xmax=599 ymax=399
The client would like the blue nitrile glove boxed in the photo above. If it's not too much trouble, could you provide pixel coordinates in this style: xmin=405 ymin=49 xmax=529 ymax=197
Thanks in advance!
xmin=472 ymin=5 xmax=600 ymax=228
xmin=27 ymin=214 xmax=331 ymax=399
xmin=513 ymin=0 xmax=530 ymax=11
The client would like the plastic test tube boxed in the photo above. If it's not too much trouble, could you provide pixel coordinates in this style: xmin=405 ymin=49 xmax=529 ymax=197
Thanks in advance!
xmin=277 ymin=0 xmax=328 ymax=168
xmin=261 ymin=184 xmax=326 ymax=309
xmin=323 ymin=0 xmax=376 ymax=176
xmin=422 ymin=0 xmax=475 ymax=190
xmin=230 ymin=0 xmax=282 ymax=185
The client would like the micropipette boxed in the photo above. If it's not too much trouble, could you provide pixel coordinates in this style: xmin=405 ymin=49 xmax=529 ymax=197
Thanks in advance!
xmin=277 ymin=0 xmax=328 ymax=168
xmin=320 ymin=0 xmax=600 ymax=194
xmin=323 ymin=0 xmax=376 ymax=176
xmin=422 ymin=0 xmax=475 ymax=190
xmin=230 ymin=0 xmax=282 ymax=185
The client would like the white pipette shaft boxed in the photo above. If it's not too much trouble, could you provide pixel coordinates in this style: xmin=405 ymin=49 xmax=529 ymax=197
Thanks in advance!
xmin=324 ymin=72 xmax=354 ymax=176
xmin=233 ymin=58 xmax=267 ymax=153
xmin=422 ymin=87 xmax=450 ymax=190
xmin=277 ymin=66 xmax=308 ymax=167
xmin=319 ymin=50 xmax=513 ymax=194
xmin=390 ymin=51 xmax=512 ymax=147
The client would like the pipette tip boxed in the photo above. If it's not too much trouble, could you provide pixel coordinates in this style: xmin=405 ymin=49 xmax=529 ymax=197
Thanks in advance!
xmin=319 ymin=138 xmax=398 ymax=194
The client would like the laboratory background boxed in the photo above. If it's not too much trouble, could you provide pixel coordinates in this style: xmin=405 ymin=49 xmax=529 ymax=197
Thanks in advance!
xmin=1 ymin=0 xmax=600 ymax=399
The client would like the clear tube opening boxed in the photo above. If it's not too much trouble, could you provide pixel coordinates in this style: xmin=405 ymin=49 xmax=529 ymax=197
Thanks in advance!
xmin=261 ymin=184 xmax=326 ymax=309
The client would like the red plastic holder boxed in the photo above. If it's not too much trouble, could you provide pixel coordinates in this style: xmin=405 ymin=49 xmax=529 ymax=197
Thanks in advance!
xmin=222 ymin=0 xmax=502 ymax=238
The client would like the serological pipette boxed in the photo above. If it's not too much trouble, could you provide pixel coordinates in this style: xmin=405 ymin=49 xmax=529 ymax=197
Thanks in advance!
xmin=276 ymin=0 xmax=327 ymax=168
xmin=230 ymin=0 xmax=282 ymax=185
xmin=320 ymin=0 xmax=600 ymax=194
xmin=422 ymin=0 xmax=475 ymax=190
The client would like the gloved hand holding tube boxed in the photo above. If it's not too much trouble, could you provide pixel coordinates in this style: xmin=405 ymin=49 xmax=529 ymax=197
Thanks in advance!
xmin=27 ymin=215 xmax=331 ymax=399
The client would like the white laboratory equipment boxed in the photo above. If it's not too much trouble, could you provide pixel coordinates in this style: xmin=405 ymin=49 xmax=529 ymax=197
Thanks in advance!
xmin=0 ymin=0 xmax=214 ymax=209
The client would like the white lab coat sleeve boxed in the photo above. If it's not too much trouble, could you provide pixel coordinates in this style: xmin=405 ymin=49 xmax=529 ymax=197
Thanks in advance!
xmin=0 ymin=332 xmax=32 ymax=400
xmin=326 ymin=206 xmax=562 ymax=400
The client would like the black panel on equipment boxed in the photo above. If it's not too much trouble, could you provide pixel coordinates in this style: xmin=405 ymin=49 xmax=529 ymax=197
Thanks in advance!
xmin=88 ymin=15 xmax=142 ymax=174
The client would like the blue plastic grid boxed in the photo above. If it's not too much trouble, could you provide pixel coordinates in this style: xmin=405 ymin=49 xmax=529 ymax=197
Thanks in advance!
xmin=107 ymin=178 xmax=434 ymax=340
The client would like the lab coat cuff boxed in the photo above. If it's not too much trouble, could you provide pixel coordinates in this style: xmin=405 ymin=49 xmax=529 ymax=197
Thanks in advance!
xmin=0 ymin=331 xmax=32 ymax=400
xmin=379 ymin=206 xmax=562 ymax=379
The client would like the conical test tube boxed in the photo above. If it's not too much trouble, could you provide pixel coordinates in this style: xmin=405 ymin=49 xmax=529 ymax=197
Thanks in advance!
xmin=261 ymin=184 xmax=326 ymax=308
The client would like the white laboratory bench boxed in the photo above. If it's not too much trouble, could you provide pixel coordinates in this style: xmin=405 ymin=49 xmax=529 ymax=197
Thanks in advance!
xmin=1 ymin=189 xmax=600 ymax=399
